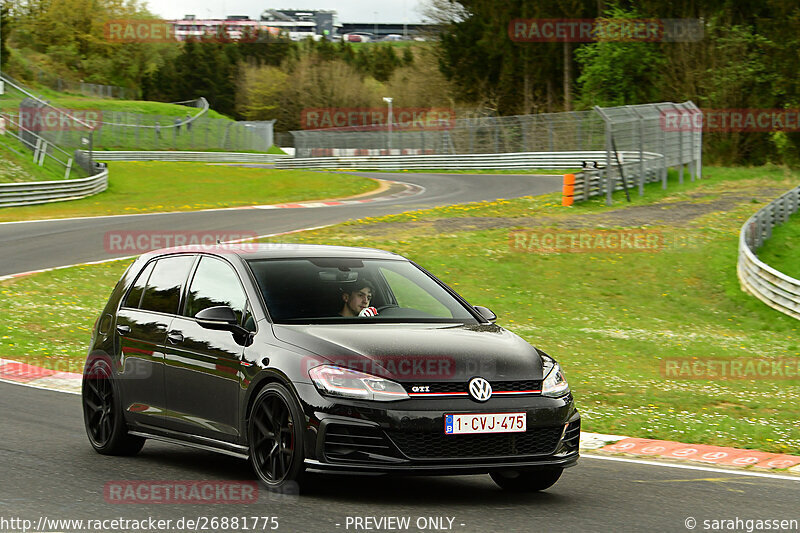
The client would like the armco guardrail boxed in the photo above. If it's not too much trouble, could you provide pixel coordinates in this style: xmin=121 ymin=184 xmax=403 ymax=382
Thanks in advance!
xmin=90 ymin=151 xmax=290 ymax=163
xmin=737 ymin=185 xmax=800 ymax=320
xmin=275 ymin=151 xmax=620 ymax=170
xmin=0 ymin=167 xmax=108 ymax=208
xmin=564 ymin=151 xmax=665 ymax=205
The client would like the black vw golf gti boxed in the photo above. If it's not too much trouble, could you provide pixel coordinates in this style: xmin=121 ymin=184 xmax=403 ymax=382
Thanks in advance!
xmin=82 ymin=244 xmax=579 ymax=492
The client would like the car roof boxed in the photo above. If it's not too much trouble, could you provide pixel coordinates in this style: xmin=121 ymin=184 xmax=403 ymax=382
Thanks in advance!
xmin=140 ymin=243 xmax=405 ymax=261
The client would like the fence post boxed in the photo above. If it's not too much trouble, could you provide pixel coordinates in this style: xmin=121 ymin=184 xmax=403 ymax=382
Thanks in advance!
xmin=632 ymin=107 xmax=645 ymax=196
xmin=38 ymin=141 xmax=47 ymax=165
xmin=594 ymin=105 xmax=614 ymax=206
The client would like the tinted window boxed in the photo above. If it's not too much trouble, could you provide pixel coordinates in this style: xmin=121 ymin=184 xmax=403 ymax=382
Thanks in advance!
xmin=185 ymin=256 xmax=248 ymax=323
xmin=247 ymin=258 xmax=477 ymax=324
xmin=123 ymin=261 xmax=155 ymax=309
xmin=140 ymin=256 xmax=195 ymax=315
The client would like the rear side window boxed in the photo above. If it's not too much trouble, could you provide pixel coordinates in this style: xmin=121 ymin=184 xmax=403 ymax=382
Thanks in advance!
xmin=184 ymin=256 xmax=248 ymax=323
xmin=139 ymin=256 xmax=195 ymax=315
xmin=123 ymin=261 xmax=155 ymax=309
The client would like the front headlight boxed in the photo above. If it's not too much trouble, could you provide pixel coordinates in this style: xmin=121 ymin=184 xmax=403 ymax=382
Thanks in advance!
xmin=541 ymin=357 xmax=570 ymax=398
xmin=309 ymin=365 xmax=409 ymax=401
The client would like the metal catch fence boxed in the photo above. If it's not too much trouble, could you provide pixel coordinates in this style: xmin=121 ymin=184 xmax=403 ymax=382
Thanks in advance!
xmin=288 ymin=102 xmax=702 ymax=205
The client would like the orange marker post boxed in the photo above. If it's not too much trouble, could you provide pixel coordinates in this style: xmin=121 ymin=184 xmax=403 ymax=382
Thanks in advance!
xmin=562 ymin=173 xmax=575 ymax=206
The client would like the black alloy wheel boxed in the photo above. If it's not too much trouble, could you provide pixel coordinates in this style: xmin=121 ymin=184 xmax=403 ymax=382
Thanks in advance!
xmin=248 ymin=383 xmax=305 ymax=490
xmin=82 ymin=358 xmax=145 ymax=455
xmin=490 ymin=467 xmax=563 ymax=492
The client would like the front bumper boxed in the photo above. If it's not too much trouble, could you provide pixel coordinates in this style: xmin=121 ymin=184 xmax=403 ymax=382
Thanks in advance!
xmin=295 ymin=383 xmax=580 ymax=475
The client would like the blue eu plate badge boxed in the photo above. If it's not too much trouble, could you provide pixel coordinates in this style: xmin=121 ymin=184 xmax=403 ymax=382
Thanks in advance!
xmin=445 ymin=414 xmax=454 ymax=434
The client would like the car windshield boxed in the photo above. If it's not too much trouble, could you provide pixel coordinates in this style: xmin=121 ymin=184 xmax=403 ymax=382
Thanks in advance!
xmin=247 ymin=258 xmax=479 ymax=324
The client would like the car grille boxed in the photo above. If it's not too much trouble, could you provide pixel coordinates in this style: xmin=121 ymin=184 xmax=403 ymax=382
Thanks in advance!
xmin=386 ymin=425 xmax=564 ymax=459
xmin=563 ymin=419 xmax=580 ymax=450
xmin=323 ymin=424 xmax=402 ymax=463
xmin=403 ymin=380 xmax=542 ymax=396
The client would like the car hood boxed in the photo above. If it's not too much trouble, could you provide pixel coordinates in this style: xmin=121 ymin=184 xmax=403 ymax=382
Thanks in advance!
xmin=272 ymin=323 xmax=544 ymax=382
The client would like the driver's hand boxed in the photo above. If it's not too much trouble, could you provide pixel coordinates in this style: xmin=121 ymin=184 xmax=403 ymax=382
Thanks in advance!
xmin=359 ymin=307 xmax=378 ymax=317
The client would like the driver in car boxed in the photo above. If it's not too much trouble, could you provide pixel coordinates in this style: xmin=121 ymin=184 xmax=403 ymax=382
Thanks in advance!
xmin=340 ymin=280 xmax=378 ymax=317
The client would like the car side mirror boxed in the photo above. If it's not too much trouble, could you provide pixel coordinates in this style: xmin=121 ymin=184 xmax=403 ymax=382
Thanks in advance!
xmin=474 ymin=305 xmax=497 ymax=322
xmin=195 ymin=306 xmax=239 ymax=330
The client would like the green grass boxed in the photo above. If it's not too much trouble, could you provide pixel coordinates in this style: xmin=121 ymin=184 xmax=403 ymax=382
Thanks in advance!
xmin=256 ymin=165 xmax=798 ymax=453
xmin=0 ymin=162 xmax=378 ymax=222
xmin=0 ymin=142 xmax=68 ymax=183
xmin=1 ymin=165 xmax=798 ymax=455
xmin=0 ymin=89 xmax=230 ymax=120
xmin=758 ymin=207 xmax=800 ymax=280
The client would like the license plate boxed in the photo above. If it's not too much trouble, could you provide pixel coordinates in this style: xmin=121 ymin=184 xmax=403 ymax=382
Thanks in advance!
xmin=444 ymin=413 xmax=526 ymax=435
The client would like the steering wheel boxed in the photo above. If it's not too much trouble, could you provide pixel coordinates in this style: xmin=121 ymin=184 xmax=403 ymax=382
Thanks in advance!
xmin=376 ymin=304 xmax=399 ymax=312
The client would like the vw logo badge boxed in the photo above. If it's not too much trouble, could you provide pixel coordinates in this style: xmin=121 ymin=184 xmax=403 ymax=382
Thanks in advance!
xmin=468 ymin=377 xmax=492 ymax=402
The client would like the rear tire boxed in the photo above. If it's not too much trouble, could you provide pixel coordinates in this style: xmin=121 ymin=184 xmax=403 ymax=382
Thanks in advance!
xmin=82 ymin=358 xmax=145 ymax=456
xmin=247 ymin=383 xmax=306 ymax=493
xmin=490 ymin=467 xmax=563 ymax=492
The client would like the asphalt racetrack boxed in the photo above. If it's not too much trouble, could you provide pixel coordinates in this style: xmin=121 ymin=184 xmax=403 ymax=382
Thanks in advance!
xmin=0 ymin=171 xmax=562 ymax=277
xmin=1 ymin=171 xmax=798 ymax=532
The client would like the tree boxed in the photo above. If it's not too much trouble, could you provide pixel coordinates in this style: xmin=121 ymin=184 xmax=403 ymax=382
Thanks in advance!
xmin=0 ymin=1 xmax=10 ymax=72
xmin=235 ymin=63 xmax=289 ymax=120
xmin=574 ymin=6 xmax=666 ymax=108
xmin=434 ymin=0 xmax=595 ymax=114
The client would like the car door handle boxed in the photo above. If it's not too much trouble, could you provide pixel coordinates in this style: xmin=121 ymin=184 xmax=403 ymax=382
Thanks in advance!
xmin=167 ymin=332 xmax=184 ymax=344
xmin=116 ymin=325 xmax=131 ymax=336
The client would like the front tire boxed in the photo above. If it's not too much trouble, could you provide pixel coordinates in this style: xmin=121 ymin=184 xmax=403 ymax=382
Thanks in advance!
xmin=82 ymin=358 xmax=145 ymax=456
xmin=247 ymin=383 xmax=306 ymax=492
xmin=490 ymin=467 xmax=563 ymax=492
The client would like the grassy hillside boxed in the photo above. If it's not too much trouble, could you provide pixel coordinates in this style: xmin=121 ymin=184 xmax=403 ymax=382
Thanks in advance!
xmin=0 ymin=141 xmax=70 ymax=183
xmin=0 ymin=85 xmax=231 ymax=119
xmin=758 ymin=206 xmax=800 ymax=279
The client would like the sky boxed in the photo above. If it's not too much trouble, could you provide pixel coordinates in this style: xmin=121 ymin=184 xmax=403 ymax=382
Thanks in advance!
xmin=143 ymin=0 xmax=427 ymax=23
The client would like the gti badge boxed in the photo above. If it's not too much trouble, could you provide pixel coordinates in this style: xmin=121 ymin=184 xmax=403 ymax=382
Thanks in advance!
xmin=411 ymin=385 xmax=430 ymax=393
xmin=468 ymin=377 xmax=492 ymax=402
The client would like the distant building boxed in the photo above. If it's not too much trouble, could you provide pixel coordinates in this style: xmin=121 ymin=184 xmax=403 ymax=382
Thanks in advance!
xmin=171 ymin=15 xmax=281 ymax=41
xmin=260 ymin=9 xmax=340 ymax=41
xmin=168 ymin=10 xmax=437 ymax=42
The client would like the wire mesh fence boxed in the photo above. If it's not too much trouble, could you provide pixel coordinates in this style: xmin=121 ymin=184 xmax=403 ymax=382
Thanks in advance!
xmin=91 ymin=114 xmax=275 ymax=152
xmin=291 ymin=110 xmax=607 ymax=157
xmin=30 ymin=68 xmax=135 ymax=100
xmin=1 ymin=74 xmax=94 ymax=177
xmin=290 ymin=102 xmax=702 ymax=205
xmin=0 ymin=73 xmax=276 ymax=154
xmin=0 ymin=112 xmax=83 ymax=179
xmin=592 ymin=102 xmax=702 ymax=204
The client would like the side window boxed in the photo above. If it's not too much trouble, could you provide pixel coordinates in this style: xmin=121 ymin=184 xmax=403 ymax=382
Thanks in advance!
xmin=380 ymin=267 xmax=454 ymax=318
xmin=185 ymin=257 xmax=248 ymax=324
xmin=123 ymin=261 xmax=155 ymax=309
xmin=140 ymin=256 xmax=195 ymax=315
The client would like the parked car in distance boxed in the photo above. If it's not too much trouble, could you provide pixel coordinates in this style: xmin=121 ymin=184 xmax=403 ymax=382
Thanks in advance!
xmin=82 ymin=244 xmax=579 ymax=493
xmin=342 ymin=32 xmax=373 ymax=42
